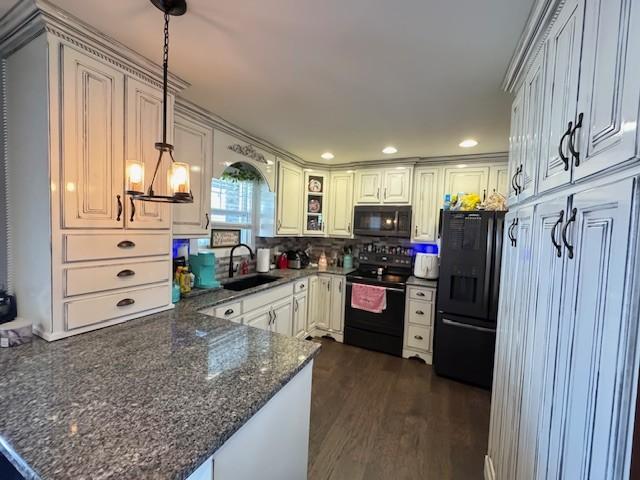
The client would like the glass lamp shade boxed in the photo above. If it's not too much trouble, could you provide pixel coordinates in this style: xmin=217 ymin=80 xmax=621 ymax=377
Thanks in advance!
xmin=126 ymin=160 xmax=145 ymax=195
xmin=168 ymin=162 xmax=191 ymax=197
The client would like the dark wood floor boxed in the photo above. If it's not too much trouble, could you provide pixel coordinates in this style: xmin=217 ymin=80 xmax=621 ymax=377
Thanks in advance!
xmin=308 ymin=339 xmax=491 ymax=480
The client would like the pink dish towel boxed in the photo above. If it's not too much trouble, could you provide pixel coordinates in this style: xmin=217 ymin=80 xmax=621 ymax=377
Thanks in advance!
xmin=351 ymin=283 xmax=387 ymax=313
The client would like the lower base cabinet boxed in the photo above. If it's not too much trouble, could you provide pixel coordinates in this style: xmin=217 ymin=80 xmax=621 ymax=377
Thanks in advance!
xmin=293 ymin=292 xmax=308 ymax=339
xmin=402 ymin=285 xmax=436 ymax=364
xmin=487 ymin=177 xmax=640 ymax=480
xmin=309 ymin=273 xmax=345 ymax=341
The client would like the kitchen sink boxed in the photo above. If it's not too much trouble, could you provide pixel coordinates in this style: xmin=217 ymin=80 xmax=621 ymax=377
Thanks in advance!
xmin=222 ymin=275 xmax=281 ymax=291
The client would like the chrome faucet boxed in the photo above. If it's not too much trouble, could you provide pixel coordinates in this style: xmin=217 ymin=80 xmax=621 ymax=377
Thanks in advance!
xmin=228 ymin=243 xmax=254 ymax=278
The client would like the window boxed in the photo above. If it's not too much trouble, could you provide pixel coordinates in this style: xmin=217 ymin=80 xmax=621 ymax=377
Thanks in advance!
xmin=210 ymin=177 xmax=255 ymax=246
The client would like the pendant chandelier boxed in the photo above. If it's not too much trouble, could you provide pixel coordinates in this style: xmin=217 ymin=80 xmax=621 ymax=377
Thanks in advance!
xmin=126 ymin=0 xmax=193 ymax=203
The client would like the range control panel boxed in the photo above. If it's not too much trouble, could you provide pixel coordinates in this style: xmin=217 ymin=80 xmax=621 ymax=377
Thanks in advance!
xmin=358 ymin=253 xmax=413 ymax=267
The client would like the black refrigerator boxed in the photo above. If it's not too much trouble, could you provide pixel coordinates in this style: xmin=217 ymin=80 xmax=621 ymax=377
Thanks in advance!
xmin=433 ymin=210 xmax=505 ymax=389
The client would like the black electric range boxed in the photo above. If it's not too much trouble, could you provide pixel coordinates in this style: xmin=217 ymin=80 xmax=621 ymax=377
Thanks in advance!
xmin=344 ymin=253 xmax=413 ymax=356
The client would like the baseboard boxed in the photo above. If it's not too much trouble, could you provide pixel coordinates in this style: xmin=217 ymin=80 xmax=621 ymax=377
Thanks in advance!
xmin=484 ymin=455 xmax=496 ymax=480
xmin=307 ymin=327 xmax=343 ymax=343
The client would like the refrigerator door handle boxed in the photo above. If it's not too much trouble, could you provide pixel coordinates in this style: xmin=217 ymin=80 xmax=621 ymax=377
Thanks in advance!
xmin=442 ymin=317 xmax=495 ymax=333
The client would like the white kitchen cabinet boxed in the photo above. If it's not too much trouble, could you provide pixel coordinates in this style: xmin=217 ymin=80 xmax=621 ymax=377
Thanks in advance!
xmin=443 ymin=165 xmax=490 ymax=199
xmin=538 ymin=0 xmax=583 ymax=193
xmin=293 ymin=292 xmax=308 ymax=339
xmin=518 ymin=46 xmax=545 ymax=201
xmin=172 ymin=110 xmax=213 ymax=237
xmin=411 ymin=167 xmax=440 ymax=242
xmin=572 ymin=0 xmax=640 ymax=181
xmin=354 ymin=170 xmax=382 ymax=203
xmin=327 ymin=171 xmax=354 ymax=237
xmin=328 ymin=275 xmax=345 ymax=333
xmin=245 ymin=308 xmax=271 ymax=332
xmin=354 ymin=167 xmax=412 ymax=205
xmin=507 ymin=88 xmax=525 ymax=204
xmin=125 ymin=77 xmax=173 ymax=229
xmin=276 ymin=161 xmax=303 ymax=235
xmin=271 ymin=299 xmax=293 ymax=336
xmin=307 ymin=276 xmax=319 ymax=331
xmin=402 ymin=285 xmax=436 ymax=363
xmin=382 ymin=167 xmax=412 ymax=203
xmin=488 ymin=165 xmax=509 ymax=198
xmin=314 ymin=276 xmax=331 ymax=330
xmin=302 ymin=170 xmax=330 ymax=236
xmin=61 ymin=46 xmax=125 ymax=229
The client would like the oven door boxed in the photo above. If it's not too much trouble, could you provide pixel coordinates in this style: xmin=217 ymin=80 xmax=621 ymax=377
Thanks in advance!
xmin=344 ymin=282 xmax=405 ymax=356
xmin=353 ymin=206 xmax=412 ymax=237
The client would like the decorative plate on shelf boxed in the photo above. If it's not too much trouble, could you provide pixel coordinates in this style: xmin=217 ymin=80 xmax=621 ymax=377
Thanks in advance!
xmin=308 ymin=177 xmax=323 ymax=193
xmin=308 ymin=199 xmax=321 ymax=213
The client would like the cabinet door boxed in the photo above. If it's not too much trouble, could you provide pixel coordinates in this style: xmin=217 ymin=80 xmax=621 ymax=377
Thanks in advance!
xmin=488 ymin=165 xmax=509 ymax=198
xmin=245 ymin=309 xmax=271 ymax=332
xmin=293 ymin=293 xmax=308 ymax=339
xmin=516 ymin=197 xmax=568 ymax=480
xmin=307 ymin=276 xmax=319 ymax=331
xmin=508 ymin=89 xmax=525 ymax=204
xmin=329 ymin=276 xmax=345 ymax=332
xmin=354 ymin=170 xmax=382 ymax=204
xmin=412 ymin=167 xmax=439 ymax=242
xmin=272 ymin=300 xmax=293 ymax=336
xmin=573 ymin=0 xmax=640 ymax=180
xmin=443 ymin=166 xmax=489 ymax=199
xmin=519 ymin=46 xmax=545 ymax=201
xmin=327 ymin=172 xmax=354 ymax=237
xmin=538 ymin=0 xmax=583 ymax=193
xmin=551 ymin=179 xmax=638 ymax=480
xmin=61 ymin=46 xmax=124 ymax=229
xmin=276 ymin=161 xmax=303 ymax=235
xmin=172 ymin=112 xmax=213 ymax=236
xmin=125 ymin=78 xmax=173 ymax=229
xmin=382 ymin=167 xmax=412 ymax=203
xmin=303 ymin=171 xmax=329 ymax=236
xmin=315 ymin=277 xmax=331 ymax=330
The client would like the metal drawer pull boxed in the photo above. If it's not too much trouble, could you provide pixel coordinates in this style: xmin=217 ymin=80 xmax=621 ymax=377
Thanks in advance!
xmin=117 ymin=269 xmax=136 ymax=278
xmin=568 ymin=113 xmax=583 ymax=167
xmin=558 ymin=121 xmax=572 ymax=171
xmin=416 ymin=292 xmax=425 ymax=297
xmin=561 ymin=208 xmax=577 ymax=260
xmin=551 ymin=210 xmax=564 ymax=258
xmin=205 ymin=212 xmax=210 ymax=229
xmin=224 ymin=308 xmax=234 ymax=316
xmin=129 ymin=197 xmax=136 ymax=222
xmin=414 ymin=335 xmax=424 ymax=340
xmin=116 ymin=195 xmax=123 ymax=221
xmin=416 ymin=310 xmax=424 ymax=315
xmin=116 ymin=298 xmax=135 ymax=307
xmin=117 ymin=240 xmax=136 ymax=249
xmin=442 ymin=318 xmax=495 ymax=333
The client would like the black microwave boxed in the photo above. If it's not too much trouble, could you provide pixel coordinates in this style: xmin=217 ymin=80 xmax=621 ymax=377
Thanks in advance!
xmin=353 ymin=206 xmax=412 ymax=238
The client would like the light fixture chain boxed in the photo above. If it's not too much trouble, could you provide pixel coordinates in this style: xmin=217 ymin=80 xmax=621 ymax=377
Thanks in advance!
xmin=161 ymin=11 xmax=170 ymax=144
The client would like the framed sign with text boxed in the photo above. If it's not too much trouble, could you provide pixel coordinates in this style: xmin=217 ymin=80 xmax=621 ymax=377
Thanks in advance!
xmin=210 ymin=229 xmax=241 ymax=248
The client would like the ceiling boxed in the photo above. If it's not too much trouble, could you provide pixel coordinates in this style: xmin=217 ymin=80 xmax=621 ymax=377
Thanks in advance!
xmin=1 ymin=0 xmax=533 ymax=163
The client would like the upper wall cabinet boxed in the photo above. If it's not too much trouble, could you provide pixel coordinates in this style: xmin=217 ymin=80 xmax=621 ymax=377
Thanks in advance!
xmin=489 ymin=165 xmax=509 ymax=198
xmin=125 ymin=78 xmax=173 ymax=229
xmin=538 ymin=0 xmax=584 ymax=193
xmin=572 ymin=0 xmax=640 ymax=180
xmin=508 ymin=89 xmax=525 ymax=203
xmin=354 ymin=166 xmax=412 ymax=204
xmin=276 ymin=160 xmax=303 ymax=236
xmin=212 ymin=130 xmax=276 ymax=192
xmin=327 ymin=172 xmax=354 ymax=237
xmin=443 ymin=165 xmax=489 ymax=199
xmin=412 ymin=167 xmax=439 ymax=242
xmin=61 ymin=46 xmax=125 ymax=229
xmin=302 ymin=170 xmax=330 ymax=236
xmin=172 ymin=111 xmax=213 ymax=237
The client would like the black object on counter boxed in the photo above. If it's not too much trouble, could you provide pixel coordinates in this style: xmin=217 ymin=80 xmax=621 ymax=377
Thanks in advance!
xmin=0 ymin=290 xmax=17 ymax=325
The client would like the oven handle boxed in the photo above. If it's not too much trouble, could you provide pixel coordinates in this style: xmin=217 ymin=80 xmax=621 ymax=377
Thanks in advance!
xmin=441 ymin=317 xmax=495 ymax=333
xmin=346 ymin=281 xmax=405 ymax=293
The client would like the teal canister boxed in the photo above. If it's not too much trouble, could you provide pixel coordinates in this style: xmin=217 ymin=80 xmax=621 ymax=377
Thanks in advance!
xmin=343 ymin=254 xmax=353 ymax=269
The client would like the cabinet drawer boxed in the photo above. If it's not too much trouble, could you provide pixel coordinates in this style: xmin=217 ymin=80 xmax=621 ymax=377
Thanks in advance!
xmin=65 ymin=285 xmax=170 ymax=330
xmin=65 ymin=260 xmax=170 ymax=297
xmin=408 ymin=286 xmax=434 ymax=301
xmin=294 ymin=278 xmax=309 ymax=293
xmin=406 ymin=325 xmax=431 ymax=351
xmin=64 ymin=234 xmax=169 ymax=262
xmin=407 ymin=299 xmax=433 ymax=327
xmin=214 ymin=302 xmax=243 ymax=320
xmin=243 ymin=283 xmax=293 ymax=313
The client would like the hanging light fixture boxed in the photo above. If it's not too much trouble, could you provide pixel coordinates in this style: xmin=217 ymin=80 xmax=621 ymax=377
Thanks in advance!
xmin=126 ymin=0 xmax=193 ymax=203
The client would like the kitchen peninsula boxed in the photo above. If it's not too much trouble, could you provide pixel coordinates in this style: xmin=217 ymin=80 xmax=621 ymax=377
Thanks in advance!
xmin=0 ymin=288 xmax=320 ymax=480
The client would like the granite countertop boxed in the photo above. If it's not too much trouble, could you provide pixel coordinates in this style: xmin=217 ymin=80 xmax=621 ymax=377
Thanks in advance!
xmin=406 ymin=276 xmax=439 ymax=288
xmin=182 ymin=266 xmax=356 ymax=313
xmin=0 ymin=304 xmax=321 ymax=479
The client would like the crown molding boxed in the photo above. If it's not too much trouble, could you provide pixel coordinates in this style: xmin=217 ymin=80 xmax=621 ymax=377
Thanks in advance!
xmin=502 ymin=0 xmax=565 ymax=93
xmin=0 ymin=0 xmax=190 ymax=94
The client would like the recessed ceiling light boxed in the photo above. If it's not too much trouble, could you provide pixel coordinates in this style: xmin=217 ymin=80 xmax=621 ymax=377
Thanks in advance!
xmin=457 ymin=164 xmax=468 ymax=169
xmin=321 ymin=152 xmax=335 ymax=160
xmin=382 ymin=146 xmax=398 ymax=154
xmin=459 ymin=139 xmax=478 ymax=148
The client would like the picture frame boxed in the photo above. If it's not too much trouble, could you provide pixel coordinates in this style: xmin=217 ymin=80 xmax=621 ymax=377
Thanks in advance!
xmin=210 ymin=229 xmax=241 ymax=248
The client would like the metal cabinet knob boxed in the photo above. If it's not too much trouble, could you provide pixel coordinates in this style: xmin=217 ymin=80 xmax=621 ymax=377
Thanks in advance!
xmin=117 ymin=240 xmax=136 ymax=249
xmin=417 ymin=292 xmax=425 ymax=297
xmin=117 ymin=298 xmax=135 ymax=307
xmin=117 ymin=269 xmax=136 ymax=278
xmin=414 ymin=335 xmax=424 ymax=340
xmin=224 ymin=309 xmax=234 ymax=316
xmin=416 ymin=310 xmax=424 ymax=315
